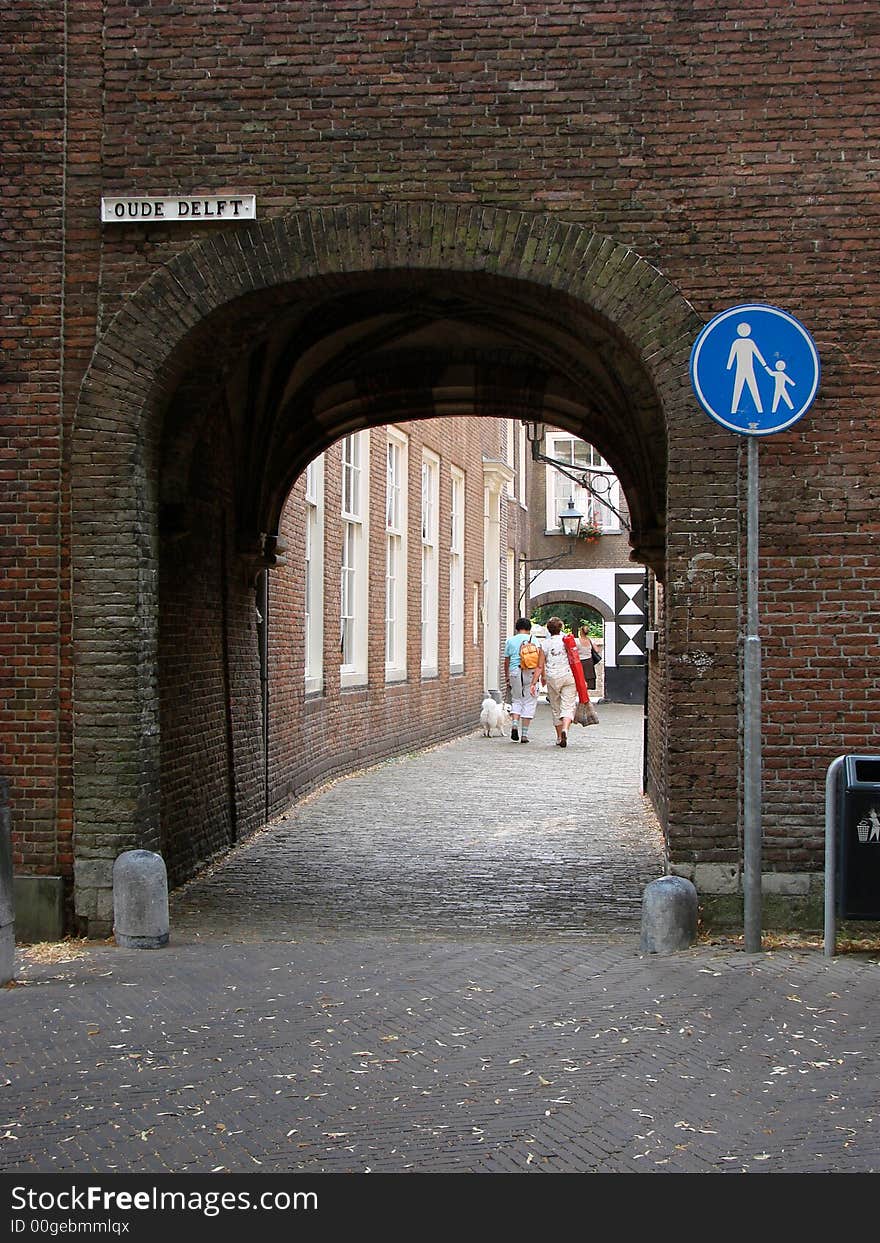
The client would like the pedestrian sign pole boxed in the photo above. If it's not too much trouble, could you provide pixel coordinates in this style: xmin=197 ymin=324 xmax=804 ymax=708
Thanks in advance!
xmin=743 ymin=433 xmax=761 ymax=953
xmin=689 ymin=304 xmax=820 ymax=953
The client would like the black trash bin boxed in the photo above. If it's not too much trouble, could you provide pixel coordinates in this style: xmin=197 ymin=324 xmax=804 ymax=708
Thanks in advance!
xmin=837 ymin=755 xmax=880 ymax=919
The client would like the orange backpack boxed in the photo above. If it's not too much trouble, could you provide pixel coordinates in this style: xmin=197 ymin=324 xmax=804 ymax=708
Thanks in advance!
xmin=519 ymin=639 xmax=540 ymax=670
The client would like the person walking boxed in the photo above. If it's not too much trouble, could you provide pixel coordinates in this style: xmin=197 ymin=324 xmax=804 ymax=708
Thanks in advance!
xmin=576 ymin=624 xmax=598 ymax=693
xmin=503 ymin=617 xmax=541 ymax=743
xmin=537 ymin=616 xmax=578 ymax=748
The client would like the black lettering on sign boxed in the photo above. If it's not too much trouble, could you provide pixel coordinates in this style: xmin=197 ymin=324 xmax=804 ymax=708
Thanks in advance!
xmin=104 ymin=196 xmax=254 ymax=221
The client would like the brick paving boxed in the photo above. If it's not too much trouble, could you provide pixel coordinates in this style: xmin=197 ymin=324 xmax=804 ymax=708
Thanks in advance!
xmin=3 ymin=704 xmax=879 ymax=1174
xmin=4 ymin=934 xmax=880 ymax=1174
xmin=170 ymin=702 xmax=665 ymax=939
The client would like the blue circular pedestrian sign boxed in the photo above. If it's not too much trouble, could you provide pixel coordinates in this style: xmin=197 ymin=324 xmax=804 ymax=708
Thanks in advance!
xmin=689 ymin=303 xmax=820 ymax=435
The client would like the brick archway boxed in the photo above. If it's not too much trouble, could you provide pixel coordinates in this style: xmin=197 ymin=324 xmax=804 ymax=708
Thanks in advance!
xmin=71 ymin=203 xmax=721 ymax=932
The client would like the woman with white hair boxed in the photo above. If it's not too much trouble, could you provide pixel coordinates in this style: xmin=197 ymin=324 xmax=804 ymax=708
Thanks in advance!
xmin=536 ymin=616 xmax=578 ymax=748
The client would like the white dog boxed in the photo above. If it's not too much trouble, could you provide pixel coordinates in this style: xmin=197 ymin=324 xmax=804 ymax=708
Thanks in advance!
xmin=480 ymin=696 xmax=510 ymax=737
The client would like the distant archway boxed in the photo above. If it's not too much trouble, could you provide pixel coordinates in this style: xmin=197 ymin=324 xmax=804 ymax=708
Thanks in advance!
xmin=529 ymin=589 xmax=613 ymax=623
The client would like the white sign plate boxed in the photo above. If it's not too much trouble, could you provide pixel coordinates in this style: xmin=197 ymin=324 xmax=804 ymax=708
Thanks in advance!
xmin=101 ymin=195 xmax=256 ymax=223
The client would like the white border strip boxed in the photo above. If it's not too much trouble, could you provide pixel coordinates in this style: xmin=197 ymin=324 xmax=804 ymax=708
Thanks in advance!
xmin=101 ymin=194 xmax=256 ymax=223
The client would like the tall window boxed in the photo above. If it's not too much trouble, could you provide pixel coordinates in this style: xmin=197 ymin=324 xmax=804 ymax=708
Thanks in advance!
xmin=385 ymin=430 xmax=408 ymax=679
xmin=340 ymin=431 xmax=369 ymax=683
xmin=504 ymin=419 xmax=516 ymax=497
xmin=504 ymin=420 xmax=528 ymax=506
xmin=449 ymin=467 xmax=465 ymax=672
xmin=304 ymin=455 xmax=325 ymax=693
xmin=420 ymin=450 xmax=440 ymax=676
xmin=544 ymin=432 xmax=621 ymax=532
xmin=518 ymin=421 xmax=528 ymax=506
xmin=506 ymin=548 xmax=515 ymax=638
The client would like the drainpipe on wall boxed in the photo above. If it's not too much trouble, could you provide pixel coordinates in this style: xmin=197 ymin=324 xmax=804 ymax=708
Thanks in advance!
xmin=256 ymin=569 xmax=269 ymax=822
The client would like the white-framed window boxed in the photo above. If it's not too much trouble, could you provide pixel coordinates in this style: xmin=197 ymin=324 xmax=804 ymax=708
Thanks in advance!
xmin=385 ymin=429 xmax=408 ymax=680
xmin=340 ymin=431 xmax=370 ymax=685
xmin=420 ymin=449 xmax=440 ymax=676
xmin=544 ymin=432 xmax=621 ymax=533
xmin=449 ymin=466 xmax=465 ymax=672
xmin=518 ymin=421 xmax=528 ymax=507
xmin=506 ymin=548 xmax=515 ymax=637
xmin=504 ymin=419 xmax=516 ymax=497
xmin=304 ymin=454 xmax=325 ymax=694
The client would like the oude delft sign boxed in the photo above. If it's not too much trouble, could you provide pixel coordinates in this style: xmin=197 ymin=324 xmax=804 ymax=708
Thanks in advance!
xmin=101 ymin=194 xmax=257 ymax=222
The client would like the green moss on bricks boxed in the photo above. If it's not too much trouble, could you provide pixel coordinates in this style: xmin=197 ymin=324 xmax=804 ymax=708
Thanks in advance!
xmin=699 ymin=891 xmax=826 ymax=933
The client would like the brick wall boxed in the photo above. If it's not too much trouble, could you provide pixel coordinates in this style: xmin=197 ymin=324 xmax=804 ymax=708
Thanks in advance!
xmin=646 ymin=577 xmax=668 ymax=834
xmin=0 ymin=3 xmax=65 ymax=876
xmin=268 ymin=416 xmax=516 ymax=827
xmin=159 ymin=424 xmax=239 ymax=885
xmin=527 ymin=449 xmax=633 ymax=572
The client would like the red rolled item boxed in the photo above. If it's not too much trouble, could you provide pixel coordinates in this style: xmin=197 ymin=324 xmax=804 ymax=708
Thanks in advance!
xmin=563 ymin=632 xmax=590 ymax=703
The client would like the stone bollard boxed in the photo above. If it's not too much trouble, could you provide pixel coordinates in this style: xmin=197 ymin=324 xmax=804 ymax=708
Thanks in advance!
xmin=640 ymin=875 xmax=698 ymax=954
xmin=1 ymin=778 xmax=14 ymax=983
xmin=113 ymin=850 xmax=170 ymax=949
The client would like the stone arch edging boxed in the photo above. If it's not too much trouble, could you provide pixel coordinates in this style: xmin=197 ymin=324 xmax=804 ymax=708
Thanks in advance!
xmin=528 ymin=589 xmax=614 ymax=623
xmin=70 ymin=202 xmax=701 ymax=931
xmin=75 ymin=203 xmax=702 ymax=444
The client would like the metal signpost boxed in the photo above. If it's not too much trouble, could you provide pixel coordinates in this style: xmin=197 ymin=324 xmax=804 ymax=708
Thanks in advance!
xmin=689 ymin=304 xmax=820 ymax=953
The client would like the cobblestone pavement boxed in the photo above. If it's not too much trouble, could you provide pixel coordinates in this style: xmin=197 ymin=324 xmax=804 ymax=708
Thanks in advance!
xmin=4 ymin=705 xmax=879 ymax=1175
xmin=4 ymin=934 xmax=879 ymax=1173
xmin=170 ymin=702 xmax=666 ymax=939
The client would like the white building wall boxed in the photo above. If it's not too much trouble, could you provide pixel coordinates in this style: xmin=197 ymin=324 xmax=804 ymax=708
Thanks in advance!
xmin=527 ymin=567 xmax=626 ymax=665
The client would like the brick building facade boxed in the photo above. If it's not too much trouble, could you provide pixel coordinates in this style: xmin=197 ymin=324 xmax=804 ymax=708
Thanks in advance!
xmin=525 ymin=424 xmax=647 ymax=705
xmin=2 ymin=2 xmax=878 ymax=933
xmin=266 ymin=417 xmax=528 ymax=858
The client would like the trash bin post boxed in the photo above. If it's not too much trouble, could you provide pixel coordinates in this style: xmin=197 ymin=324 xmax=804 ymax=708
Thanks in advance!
xmin=824 ymin=755 xmax=847 ymax=959
xmin=832 ymin=755 xmax=880 ymax=938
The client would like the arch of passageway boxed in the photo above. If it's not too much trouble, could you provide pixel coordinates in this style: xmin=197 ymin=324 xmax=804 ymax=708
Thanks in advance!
xmin=71 ymin=203 xmax=716 ymax=933
xmin=529 ymin=590 xmax=614 ymax=624
xmin=159 ymin=268 xmax=668 ymax=566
